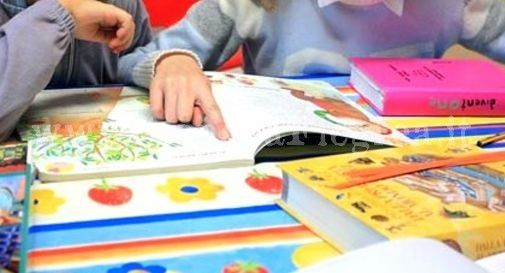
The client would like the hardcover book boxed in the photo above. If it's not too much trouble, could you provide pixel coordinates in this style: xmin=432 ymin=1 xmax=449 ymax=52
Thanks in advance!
xmin=279 ymin=140 xmax=505 ymax=260
xmin=0 ymin=142 xmax=31 ymax=273
xmin=350 ymin=58 xmax=505 ymax=116
xmin=26 ymin=163 xmax=341 ymax=273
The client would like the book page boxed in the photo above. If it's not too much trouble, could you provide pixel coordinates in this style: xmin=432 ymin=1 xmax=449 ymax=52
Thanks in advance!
xmin=476 ymin=252 xmax=505 ymax=273
xmin=19 ymin=73 xmax=404 ymax=181
xmin=20 ymin=87 xmax=249 ymax=181
xmin=295 ymin=239 xmax=487 ymax=273
xmin=208 ymin=73 xmax=407 ymax=152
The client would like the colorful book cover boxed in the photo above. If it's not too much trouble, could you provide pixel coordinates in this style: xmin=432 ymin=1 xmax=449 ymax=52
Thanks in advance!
xmin=338 ymin=85 xmax=505 ymax=144
xmin=26 ymin=163 xmax=341 ymax=273
xmin=0 ymin=143 xmax=29 ymax=273
xmin=280 ymin=139 xmax=505 ymax=260
xmin=350 ymin=58 xmax=505 ymax=116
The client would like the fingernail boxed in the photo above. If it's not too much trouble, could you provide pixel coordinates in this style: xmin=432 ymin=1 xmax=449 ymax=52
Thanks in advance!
xmin=218 ymin=129 xmax=230 ymax=140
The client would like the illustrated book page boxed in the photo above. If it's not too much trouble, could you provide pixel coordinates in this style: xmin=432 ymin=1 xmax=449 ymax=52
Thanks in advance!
xmin=19 ymin=72 xmax=405 ymax=181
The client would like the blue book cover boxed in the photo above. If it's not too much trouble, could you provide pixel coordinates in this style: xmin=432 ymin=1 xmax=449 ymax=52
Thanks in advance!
xmin=0 ymin=143 xmax=28 ymax=273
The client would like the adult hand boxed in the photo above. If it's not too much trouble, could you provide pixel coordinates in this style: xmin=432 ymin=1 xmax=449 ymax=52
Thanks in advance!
xmin=58 ymin=0 xmax=135 ymax=53
xmin=151 ymin=54 xmax=231 ymax=140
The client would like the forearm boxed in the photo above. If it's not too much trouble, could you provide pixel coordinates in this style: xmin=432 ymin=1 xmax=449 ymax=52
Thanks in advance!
xmin=0 ymin=0 xmax=74 ymax=141
xmin=118 ymin=0 xmax=242 ymax=88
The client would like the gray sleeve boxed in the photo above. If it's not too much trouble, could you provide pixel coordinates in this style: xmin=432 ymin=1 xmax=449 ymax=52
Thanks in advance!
xmin=460 ymin=0 xmax=505 ymax=62
xmin=118 ymin=0 xmax=244 ymax=88
xmin=0 ymin=0 xmax=74 ymax=142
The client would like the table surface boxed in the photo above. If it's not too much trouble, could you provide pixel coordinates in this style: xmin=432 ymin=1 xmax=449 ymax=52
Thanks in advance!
xmin=22 ymin=78 xmax=505 ymax=273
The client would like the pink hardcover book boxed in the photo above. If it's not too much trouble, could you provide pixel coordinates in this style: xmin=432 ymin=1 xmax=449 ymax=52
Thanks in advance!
xmin=349 ymin=57 xmax=505 ymax=116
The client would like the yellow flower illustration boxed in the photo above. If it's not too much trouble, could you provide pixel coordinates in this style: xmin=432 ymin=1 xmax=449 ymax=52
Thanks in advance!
xmin=292 ymin=241 xmax=340 ymax=268
xmin=157 ymin=177 xmax=224 ymax=203
xmin=31 ymin=189 xmax=66 ymax=215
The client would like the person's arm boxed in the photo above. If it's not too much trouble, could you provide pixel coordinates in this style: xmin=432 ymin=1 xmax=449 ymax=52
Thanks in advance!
xmin=0 ymin=0 xmax=75 ymax=142
xmin=0 ymin=0 xmax=135 ymax=142
xmin=119 ymin=0 xmax=246 ymax=140
xmin=460 ymin=0 xmax=505 ymax=62
xmin=119 ymin=0 xmax=243 ymax=88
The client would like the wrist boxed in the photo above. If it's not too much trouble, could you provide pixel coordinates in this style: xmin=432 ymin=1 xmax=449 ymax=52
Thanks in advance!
xmin=154 ymin=49 xmax=203 ymax=75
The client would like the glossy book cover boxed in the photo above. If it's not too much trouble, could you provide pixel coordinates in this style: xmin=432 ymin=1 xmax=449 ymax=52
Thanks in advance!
xmin=350 ymin=58 xmax=505 ymax=116
xmin=280 ymin=139 xmax=505 ymax=260
xmin=26 ymin=163 xmax=341 ymax=273
xmin=0 ymin=143 xmax=30 ymax=273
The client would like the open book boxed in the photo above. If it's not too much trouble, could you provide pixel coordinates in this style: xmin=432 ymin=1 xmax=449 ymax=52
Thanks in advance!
xmin=18 ymin=72 xmax=405 ymax=182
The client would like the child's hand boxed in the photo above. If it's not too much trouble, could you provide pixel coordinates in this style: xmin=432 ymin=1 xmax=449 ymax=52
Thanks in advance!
xmin=151 ymin=54 xmax=231 ymax=140
xmin=58 ymin=0 xmax=135 ymax=53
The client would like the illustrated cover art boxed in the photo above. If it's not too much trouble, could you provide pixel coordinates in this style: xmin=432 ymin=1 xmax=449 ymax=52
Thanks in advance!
xmin=0 ymin=143 xmax=28 ymax=272
xmin=280 ymin=140 xmax=505 ymax=259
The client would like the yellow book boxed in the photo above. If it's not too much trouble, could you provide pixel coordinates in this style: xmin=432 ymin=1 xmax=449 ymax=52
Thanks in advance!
xmin=279 ymin=140 xmax=505 ymax=260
